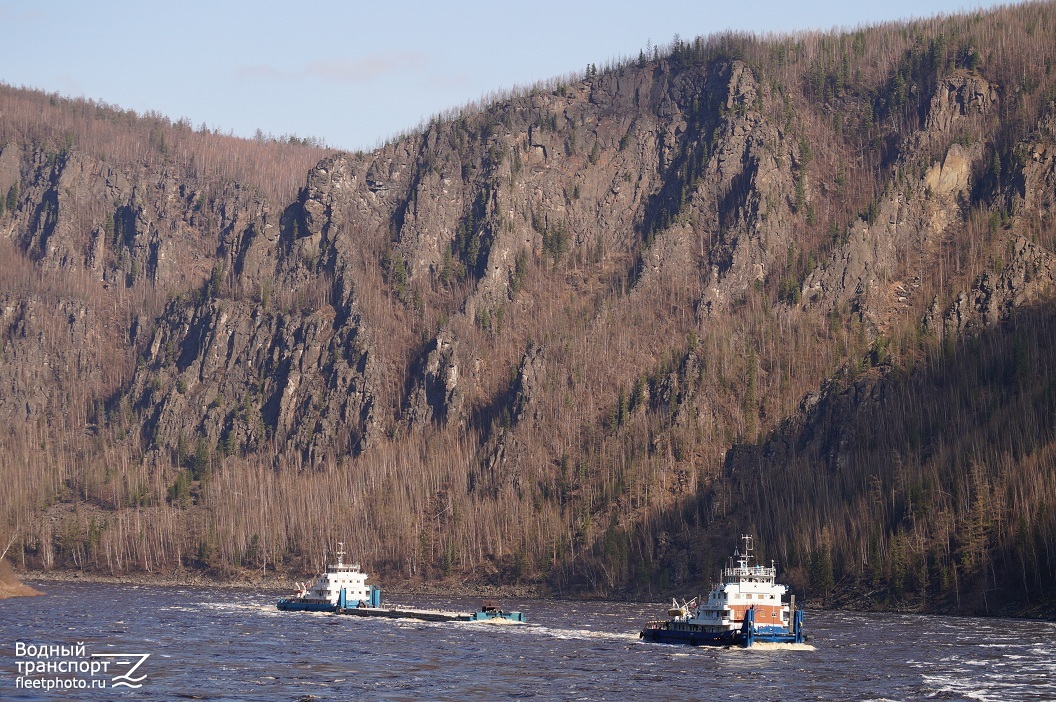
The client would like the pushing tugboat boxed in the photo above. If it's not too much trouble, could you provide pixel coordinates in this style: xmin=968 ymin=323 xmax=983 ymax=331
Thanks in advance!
xmin=277 ymin=543 xmax=525 ymax=623
xmin=276 ymin=543 xmax=380 ymax=612
xmin=640 ymin=535 xmax=805 ymax=647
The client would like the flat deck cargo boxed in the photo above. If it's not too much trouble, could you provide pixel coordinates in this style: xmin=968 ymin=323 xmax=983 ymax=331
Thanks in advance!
xmin=276 ymin=544 xmax=525 ymax=623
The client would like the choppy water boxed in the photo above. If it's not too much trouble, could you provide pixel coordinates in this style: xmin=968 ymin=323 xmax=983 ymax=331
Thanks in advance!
xmin=1 ymin=581 xmax=1054 ymax=700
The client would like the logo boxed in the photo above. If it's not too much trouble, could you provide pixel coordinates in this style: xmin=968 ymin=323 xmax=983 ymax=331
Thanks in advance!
xmin=91 ymin=653 xmax=151 ymax=688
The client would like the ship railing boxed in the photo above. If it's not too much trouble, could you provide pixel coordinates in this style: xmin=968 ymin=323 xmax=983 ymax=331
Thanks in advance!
xmin=329 ymin=563 xmax=361 ymax=572
xmin=725 ymin=564 xmax=776 ymax=578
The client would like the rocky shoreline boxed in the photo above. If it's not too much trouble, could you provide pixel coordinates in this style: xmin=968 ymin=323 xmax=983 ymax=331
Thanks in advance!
xmin=0 ymin=560 xmax=43 ymax=600
xmin=15 ymin=567 xmax=1056 ymax=619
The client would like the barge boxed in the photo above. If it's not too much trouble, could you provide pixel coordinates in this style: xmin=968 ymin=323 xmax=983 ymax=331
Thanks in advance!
xmin=339 ymin=598 xmax=526 ymax=623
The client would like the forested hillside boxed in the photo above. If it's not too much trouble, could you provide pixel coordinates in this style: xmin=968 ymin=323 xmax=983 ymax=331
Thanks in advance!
xmin=3 ymin=2 xmax=1056 ymax=617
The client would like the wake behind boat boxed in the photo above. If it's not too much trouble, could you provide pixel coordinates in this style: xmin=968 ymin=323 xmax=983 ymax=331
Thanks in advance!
xmin=639 ymin=535 xmax=805 ymax=647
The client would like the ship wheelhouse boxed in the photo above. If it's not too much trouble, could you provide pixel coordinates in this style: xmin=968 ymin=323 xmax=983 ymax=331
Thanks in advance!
xmin=294 ymin=543 xmax=371 ymax=605
xmin=667 ymin=536 xmax=792 ymax=633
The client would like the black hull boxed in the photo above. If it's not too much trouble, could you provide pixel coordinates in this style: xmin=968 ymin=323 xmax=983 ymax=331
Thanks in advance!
xmin=640 ymin=626 xmax=745 ymax=647
xmin=338 ymin=606 xmax=525 ymax=623
xmin=276 ymin=599 xmax=336 ymax=612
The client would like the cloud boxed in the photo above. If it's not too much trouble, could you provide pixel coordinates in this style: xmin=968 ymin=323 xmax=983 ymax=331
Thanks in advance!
xmin=233 ymin=64 xmax=288 ymax=81
xmin=235 ymin=52 xmax=428 ymax=85
xmin=305 ymin=52 xmax=427 ymax=82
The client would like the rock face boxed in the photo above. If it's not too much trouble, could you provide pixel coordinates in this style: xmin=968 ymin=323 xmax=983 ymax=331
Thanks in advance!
xmin=11 ymin=149 xmax=259 ymax=290
xmin=0 ymin=140 xmax=280 ymax=431
xmin=131 ymin=297 xmax=380 ymax=462
xmin=406 ymin=330 xmax=463 ymax=427
xmin=925 ymin=237 xmax=1056 ymax=337
xmin=1019 ymin=112 xmax=1056 ymax=228
xmin=12 ymin=57 xmax=1021 ymax=472
xmin=103 ymin=56 xmax=811 ymax=463
xmin=802 ymin=72 xmax=999 ymax=338
xmin=5 ymin=6 xmax=1056 ymax=608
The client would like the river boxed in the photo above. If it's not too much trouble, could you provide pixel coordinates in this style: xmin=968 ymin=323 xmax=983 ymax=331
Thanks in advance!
xmin=2 ymin=581 xmax=1054 ymax=700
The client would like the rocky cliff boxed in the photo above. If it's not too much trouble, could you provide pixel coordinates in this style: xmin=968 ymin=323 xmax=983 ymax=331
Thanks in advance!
xmin=3 ymin=5 xmax=1056 ymax=616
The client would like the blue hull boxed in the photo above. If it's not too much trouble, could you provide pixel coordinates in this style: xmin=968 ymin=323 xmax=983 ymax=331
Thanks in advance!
xmin=277 ymin=585 xmax=379 ymax=613
xmin=641 ymin=626 xmax=804 ymax=647
xmin=470 ymin=610 xmax=527 ymax=622
xmin=640 ymin=609 xmax=805 ymax=648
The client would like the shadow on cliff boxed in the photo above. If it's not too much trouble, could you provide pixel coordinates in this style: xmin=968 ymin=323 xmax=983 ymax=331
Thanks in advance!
xmin=563 ymin=301 xmax=1056 ymax=618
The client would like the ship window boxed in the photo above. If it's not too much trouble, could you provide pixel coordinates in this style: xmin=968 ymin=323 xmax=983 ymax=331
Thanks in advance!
xmin=746 ymin=594 xmax=752 ymax=599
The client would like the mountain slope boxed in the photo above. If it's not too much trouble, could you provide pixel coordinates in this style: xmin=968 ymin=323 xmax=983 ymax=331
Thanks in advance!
xmin=2 ymin=4 xmax=1056 ymax=616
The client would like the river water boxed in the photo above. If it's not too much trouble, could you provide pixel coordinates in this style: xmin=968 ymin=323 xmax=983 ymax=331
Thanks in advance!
xmin=1 ymin=581 xmax=1054 ymax=701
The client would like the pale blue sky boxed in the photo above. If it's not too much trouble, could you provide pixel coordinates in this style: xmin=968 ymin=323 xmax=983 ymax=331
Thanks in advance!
xmin=1 ymin=0 xmax=1004 ymax=151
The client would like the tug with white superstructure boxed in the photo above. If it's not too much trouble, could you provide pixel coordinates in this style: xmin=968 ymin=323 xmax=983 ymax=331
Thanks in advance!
xmin=276 ymin=543 xmax=525 ymax=623
xmin=640 ymin=535 xmax=805 ymax=647
xmin=276 ymin=544 xmax=378 ymax=612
